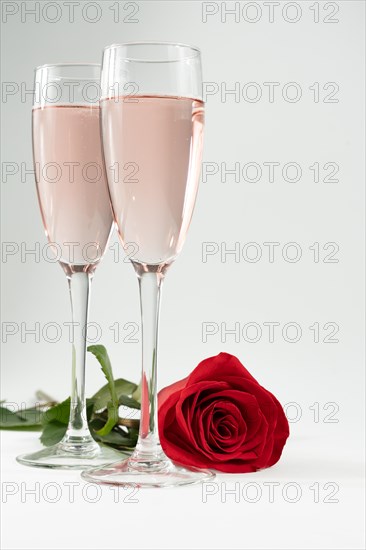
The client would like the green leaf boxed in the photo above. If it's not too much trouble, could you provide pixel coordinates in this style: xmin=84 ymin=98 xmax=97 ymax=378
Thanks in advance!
xmin=42 ymin=398 xmax=70 ymax=426
xmin=0 ymin=405 xmax=43 ymax=429
xmin=0 ymin=424 xmax=41 ymax=432
xmin=90 ymin=419 xmax=138 ymax=450
xmin=95 ymin=400 xmax=119 ymax=436
xmin=0 ymin=406 xmax=29 ymax=427
xmin=18 ymin=407 xmax=44 ymax=426
xmin=92 ymin=379 xmax=137 ymax=412
xmin=40 ymin=420 xmax=67 ymax=446
xmin=38 ymin=398 xmax=95 ymax=447
xmin=132 ymin=381 xmax=141 ymax=403
xmin=88 ymin=345 xmax=118 ymax=404
xmin=86 ymin=398 xmax=95 ymax=421
xmin=118 ymin=395 xmax=141 ymax=410
xmin=87 ymin=345 xmax=118 ymax=436
xmin=1 ymin=343 xmax=140 ymax=453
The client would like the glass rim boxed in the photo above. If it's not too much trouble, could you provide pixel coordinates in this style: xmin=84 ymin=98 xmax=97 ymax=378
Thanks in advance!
xmin=34 ymin=62 xmax=101 ymax=72
xmin=103 ymin=41 xmax=201 ymax=63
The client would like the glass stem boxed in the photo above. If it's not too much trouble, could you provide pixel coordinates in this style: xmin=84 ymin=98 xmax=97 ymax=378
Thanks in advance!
xmin=132 ymin=267 xmax=168 ymax=466
xmin=61 ymin=271 xmax=97 ymax=452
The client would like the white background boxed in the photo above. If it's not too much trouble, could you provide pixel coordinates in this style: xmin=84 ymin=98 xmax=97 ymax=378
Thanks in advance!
xmin=1 ymin=1 xmax=365 ymax=549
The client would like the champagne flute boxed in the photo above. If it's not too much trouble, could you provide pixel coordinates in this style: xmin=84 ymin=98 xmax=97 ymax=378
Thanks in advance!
xmin=17 ymin=63 xmax=121 ymax=469
xmin=82 ymin=43 xmax=215 ymax=487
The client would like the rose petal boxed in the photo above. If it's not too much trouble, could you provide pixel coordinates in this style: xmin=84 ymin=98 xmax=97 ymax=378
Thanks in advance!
xmin=158 ymin=353 xmax=290 ymax=473
xmin=187 ymin=353 xmax=260 ymax=387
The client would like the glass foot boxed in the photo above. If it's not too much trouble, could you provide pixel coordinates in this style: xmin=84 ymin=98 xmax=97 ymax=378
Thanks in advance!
xmin=16 ymin=441 xmax=124 ymax=470
xmin=81 ymin=455 xmax=215 ymax=488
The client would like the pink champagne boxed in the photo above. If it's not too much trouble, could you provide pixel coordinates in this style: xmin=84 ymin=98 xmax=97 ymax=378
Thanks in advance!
xmin=32 ymin=105 xmax=113 ymax=271
xmin=101 ymin=95 xmax=204 ymax=265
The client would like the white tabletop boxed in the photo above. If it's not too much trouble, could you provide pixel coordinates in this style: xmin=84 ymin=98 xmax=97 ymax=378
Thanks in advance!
xmin=1 ymin=427 xmax=364 ymax=550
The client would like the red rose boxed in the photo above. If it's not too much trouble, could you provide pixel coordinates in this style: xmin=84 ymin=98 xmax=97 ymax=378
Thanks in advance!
xmin=158 ymin=353 xmax=289 ymax=473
